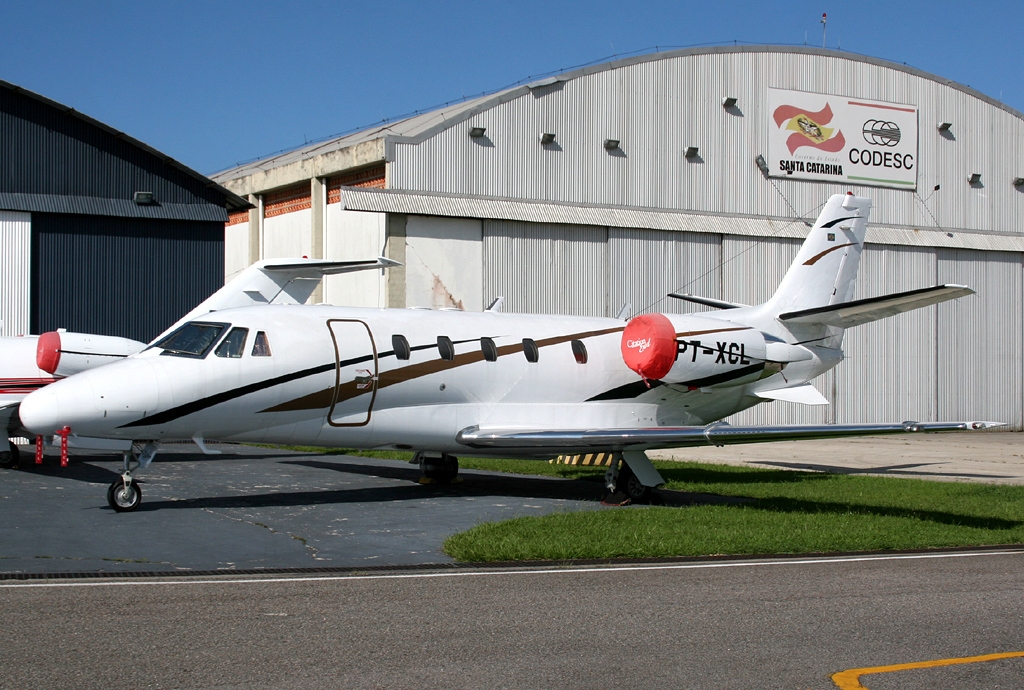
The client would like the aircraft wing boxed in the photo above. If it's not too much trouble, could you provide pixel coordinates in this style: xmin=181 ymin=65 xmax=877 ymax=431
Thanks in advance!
xmin=778 ymin=284 xmax=975 ymax=328
xmin=457 ymin=420 xmax=1002 ymax=455
xmin=667 ymin=293 xmax=748 ymax=310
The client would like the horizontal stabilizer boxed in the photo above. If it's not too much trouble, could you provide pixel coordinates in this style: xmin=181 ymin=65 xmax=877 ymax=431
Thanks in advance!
xmin=261 ymin=257 xmax=402 ymax=276
xmin=779 ymin=284 xmax=974 ymax=328
xmin=457 ymin=421 xmax=1002 ymax=454
xmin=668 ymin=293 xmax=748 ymax=310
xmin=754 ymin=384 xmax=829 ymax=405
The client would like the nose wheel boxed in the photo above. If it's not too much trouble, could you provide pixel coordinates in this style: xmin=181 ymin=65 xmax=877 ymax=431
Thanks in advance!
xmin=106 ymin=442 xmax=158 ymax=512
xmin=107 ymin=478 xmax=142 ymax=512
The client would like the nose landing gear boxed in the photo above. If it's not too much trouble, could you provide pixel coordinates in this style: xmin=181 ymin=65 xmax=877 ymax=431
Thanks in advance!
xmin=106 ymin=441 xmax=159 ymax=512
xmin=107 ymin=478 xmax=142 ymax=512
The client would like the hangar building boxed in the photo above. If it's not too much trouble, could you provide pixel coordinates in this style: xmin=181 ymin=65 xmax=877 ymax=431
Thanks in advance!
xmin=213 ymin=45 xmax=1024 ymax=429
xmin=0 ymin=80 xmax=249 ymax=343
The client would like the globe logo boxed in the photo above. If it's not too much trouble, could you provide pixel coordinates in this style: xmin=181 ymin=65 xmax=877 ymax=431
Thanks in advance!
xmin=862 ymin=120 xmax=901 ymax=147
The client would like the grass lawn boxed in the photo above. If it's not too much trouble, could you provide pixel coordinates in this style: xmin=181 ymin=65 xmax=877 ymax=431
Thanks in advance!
xmin=442 ymin=459 xmax=1024 ymax=562
xmin=264 ymin=446 xmax=1024 ymax=562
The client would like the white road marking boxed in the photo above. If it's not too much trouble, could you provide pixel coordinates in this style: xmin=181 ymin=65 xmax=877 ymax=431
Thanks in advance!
xmin=2 ymin=549 xmax=1021 ymax=589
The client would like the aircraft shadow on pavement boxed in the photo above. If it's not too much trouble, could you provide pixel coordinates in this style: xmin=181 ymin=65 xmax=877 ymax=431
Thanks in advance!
xmin=749 ymin=496 xmax=1021 ymax=530
xmin=655 ymin=464 xmax=832 ymax=486
xmin=6 ymin=460 xmax=121 ymax=484
xmin=133 ymin=458 xmax=737 ymax=512
xmin=756 ymin=460 xmax=1015 ymax=481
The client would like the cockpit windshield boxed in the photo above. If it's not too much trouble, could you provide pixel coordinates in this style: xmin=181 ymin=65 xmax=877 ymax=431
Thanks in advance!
xmin=154 ymin=322 xmax=229 ymax=358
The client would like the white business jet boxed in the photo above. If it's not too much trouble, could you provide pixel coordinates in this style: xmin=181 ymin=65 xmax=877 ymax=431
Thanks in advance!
xmin=19 ymin=194 xmax=998 ymax=511
xmin=1 ymin=257 xmax=398 ymax=467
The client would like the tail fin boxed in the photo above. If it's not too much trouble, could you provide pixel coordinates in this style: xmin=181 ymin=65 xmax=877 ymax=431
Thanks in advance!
xmin=768 ymin=193 xmax=872 ymax=316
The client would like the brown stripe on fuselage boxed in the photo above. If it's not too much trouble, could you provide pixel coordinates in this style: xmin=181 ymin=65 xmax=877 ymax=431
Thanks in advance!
xmin=262 ymin=325 xmax=625 ymax=413
xmin=803 ymin=242 xmax=855 ymax=266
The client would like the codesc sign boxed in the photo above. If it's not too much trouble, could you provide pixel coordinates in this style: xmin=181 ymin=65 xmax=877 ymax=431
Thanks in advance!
xmin=767 ymin=87 xmax=918 ymax=190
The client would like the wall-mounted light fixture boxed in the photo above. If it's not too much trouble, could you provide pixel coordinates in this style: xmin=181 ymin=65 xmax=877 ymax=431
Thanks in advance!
xmin=937 ymin=122 xmax=953 ymax=132
xmin=968 ymin=173 xmax=982 ymax=185
xmin=603 ymin=138 xmax=620 ymax=150
xmin=721 ymin=96 xmax=738 ymax=108
xmin=133 ymin=191 xmax=155 ymax=205
xmin=684 ymin=146 xmax=700 ymax=158
xmin=755 ymin=154 xmax=770 ymax=176
xmin=1013 ymin=177 xmax=1024 ymax=187
xmin=540 ymin=132 xmax=556 ymax=145
xmin=469 ymin=126 xmax=486 ymax=138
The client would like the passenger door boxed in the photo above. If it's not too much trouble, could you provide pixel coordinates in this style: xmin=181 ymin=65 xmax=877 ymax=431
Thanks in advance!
xmin=327 ymin=319 xmax=377 ymax=426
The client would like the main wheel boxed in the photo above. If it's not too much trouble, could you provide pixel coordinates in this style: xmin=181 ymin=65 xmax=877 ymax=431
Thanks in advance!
xmin=616 ymin=463 xmax=651 ymax=502
xmin=107 ymin=479 xmax=142 ymax=512
xmin=0 ymin=440 xmax=18 ymax=469
xmin=419 ymin=453 xmax=459 ymax=483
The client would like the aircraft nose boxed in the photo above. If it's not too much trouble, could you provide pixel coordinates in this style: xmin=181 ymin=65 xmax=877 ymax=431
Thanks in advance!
xmin=19 ymin=386 xmax=63 ymax=435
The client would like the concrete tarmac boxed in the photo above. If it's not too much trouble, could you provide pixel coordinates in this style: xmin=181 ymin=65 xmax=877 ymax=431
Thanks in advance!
xmin=651 ymin=430 xmax=1024 ymax=484
xmin=1 ymin=550 xmax=1022 ymax=689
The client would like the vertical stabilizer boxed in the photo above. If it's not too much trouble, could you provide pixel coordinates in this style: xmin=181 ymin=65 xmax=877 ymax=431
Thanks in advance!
xmin=768 ymin=193 xmax=871 ymax=316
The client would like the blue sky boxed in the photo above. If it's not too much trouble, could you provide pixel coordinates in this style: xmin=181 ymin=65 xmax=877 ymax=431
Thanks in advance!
xmin=3 ymin=1 xmax=1021 ymax=176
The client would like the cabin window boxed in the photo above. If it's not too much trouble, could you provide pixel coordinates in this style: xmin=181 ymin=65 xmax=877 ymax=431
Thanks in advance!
xmin=215 ymin=327 xmax=249 ymax=358
xmin=392 ymin=334 xmax=411 ymax=360
xmin=523 ymin=338 xmax=539 ymax=363
xmin=437 ymin=336 xmax=455 ymax=361
xmin=571 ymin=339 xmax=588 ymax=364
xmin=481 ymin=337 xmax=497 ymax=362
xmin=251 ymin=331 xmax=273 ymax=357
xmin=154 ymin=321 xmax=228 ymax=358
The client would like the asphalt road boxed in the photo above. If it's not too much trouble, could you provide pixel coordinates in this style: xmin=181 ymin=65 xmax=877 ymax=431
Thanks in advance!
xmin=1 ymin=550 xmax=1022 ymax=689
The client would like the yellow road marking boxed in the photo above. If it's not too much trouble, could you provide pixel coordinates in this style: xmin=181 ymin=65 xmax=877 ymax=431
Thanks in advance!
xmin=832 ymin=651 xmax=1024 ymax=689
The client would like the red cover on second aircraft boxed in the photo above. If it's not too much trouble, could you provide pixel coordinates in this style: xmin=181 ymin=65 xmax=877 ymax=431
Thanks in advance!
xmin=621 ymin=313 xmax=677 ymax=381
xmin=36 ymin=331 xmax=61 ymax=374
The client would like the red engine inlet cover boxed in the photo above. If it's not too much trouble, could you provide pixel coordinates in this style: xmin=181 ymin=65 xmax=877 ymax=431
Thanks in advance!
xmin=36 ymin=331 xmax=62 ymax=374
xmin=621 ymin=313 xmax=677 ymax=381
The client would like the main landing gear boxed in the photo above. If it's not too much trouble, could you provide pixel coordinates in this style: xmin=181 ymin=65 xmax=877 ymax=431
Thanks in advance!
xmin=603 ymin=453 xmax=651 ymax=505
xmin=107 ymin=441 xmax=159 ymax=512
xmin=0 ymin=438 xmax=19 ymax=469
xmin=416 ymin=452 xmax=459 ymax=484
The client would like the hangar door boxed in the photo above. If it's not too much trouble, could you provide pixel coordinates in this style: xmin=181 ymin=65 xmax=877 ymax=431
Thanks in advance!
xmin=32 ymin=214 xmax=224 ymax=343
xmin=483 ymin=220 xmax=609 ymax=317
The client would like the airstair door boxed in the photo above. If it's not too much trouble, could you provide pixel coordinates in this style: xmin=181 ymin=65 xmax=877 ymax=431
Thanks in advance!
xmin=327 ymin=319 xmax=378 ymax=427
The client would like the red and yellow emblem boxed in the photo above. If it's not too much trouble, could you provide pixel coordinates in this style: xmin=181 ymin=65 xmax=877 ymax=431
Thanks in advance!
xmin=773 ymin=103 xmax=846 ymax=154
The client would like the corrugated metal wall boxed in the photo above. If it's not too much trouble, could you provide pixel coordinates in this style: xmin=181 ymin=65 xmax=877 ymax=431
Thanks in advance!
xmin=835 ymin=245 xmax=938 ymax=424
xmin=0 ymin=211 xmax=31 ymax=336
xmin=608 ymin=228 xmax=720 ymax=317
xmin=937 ymin=249 xmax=1024 ymax=427
xmin=483 ymin=221 xmax=608 ymax=316
xmin=32 ymin=214 xmax=224 ymax=343
xmin=392 ymin=49 xmax=1024 ymax=236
